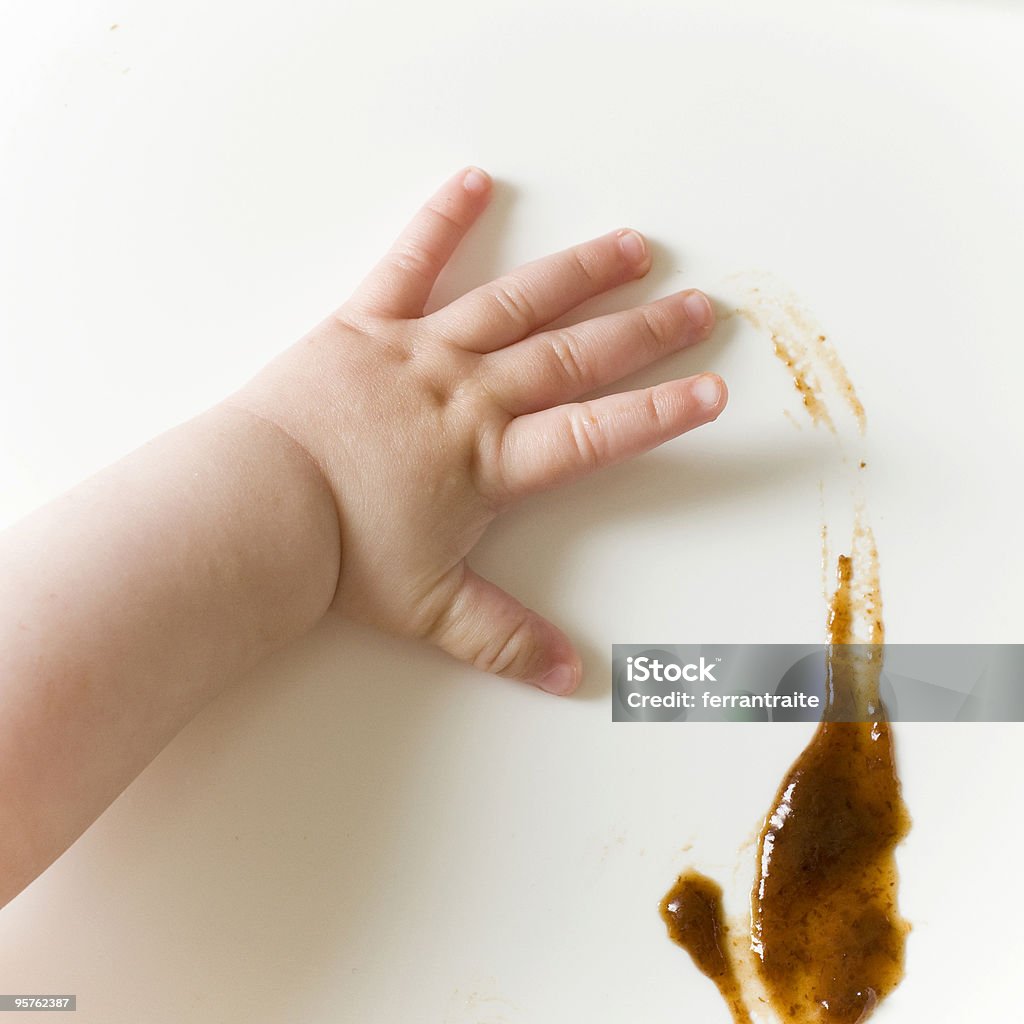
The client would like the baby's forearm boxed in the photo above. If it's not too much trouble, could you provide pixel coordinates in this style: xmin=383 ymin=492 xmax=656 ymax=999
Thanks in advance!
xmin=0 ymin=402 xmax=340 ymax=907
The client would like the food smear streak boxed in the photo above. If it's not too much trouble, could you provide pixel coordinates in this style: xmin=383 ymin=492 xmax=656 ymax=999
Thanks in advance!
xmin=660 ymin=871 xmax=753 ymax=1024
xmin=726 ymin=273 xmax=867 ymax=435
xmin=660 ymin=280 xmax=909 ymax=1021
xmin=751 ymin=521 xmax=910 ymax=1024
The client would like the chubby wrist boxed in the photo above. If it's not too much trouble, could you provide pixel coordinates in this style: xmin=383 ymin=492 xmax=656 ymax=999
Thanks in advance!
xmin=210 ymin=398 xmax=343 ymax=641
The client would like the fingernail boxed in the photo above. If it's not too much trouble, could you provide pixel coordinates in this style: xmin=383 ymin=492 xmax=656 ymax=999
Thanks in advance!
xmin=463 ymin=167 xmax=490 ymax=194
xmin=538 ymin=663 xmax=578 ymax=696
xmin=692 ymin=373 xmax=724 ymax=409
xmin=617 ymin=229 xmax=647 ymax=266
xmin=682 ymin=290 xmax=713 ymax=331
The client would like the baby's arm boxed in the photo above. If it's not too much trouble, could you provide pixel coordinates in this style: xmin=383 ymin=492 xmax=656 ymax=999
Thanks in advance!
xmin=0 ymin=167 xmax=725 ymax=909
xmin=0 ymin=405 xmax=340 ymax=907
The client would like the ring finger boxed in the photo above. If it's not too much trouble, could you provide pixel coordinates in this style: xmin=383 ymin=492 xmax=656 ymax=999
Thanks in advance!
xmin=481 ymin=288 xmax=715 ymax=414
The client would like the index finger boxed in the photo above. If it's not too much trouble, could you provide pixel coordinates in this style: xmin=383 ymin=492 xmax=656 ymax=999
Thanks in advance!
xmin=348 ymin=166 xmax=493 ymax=319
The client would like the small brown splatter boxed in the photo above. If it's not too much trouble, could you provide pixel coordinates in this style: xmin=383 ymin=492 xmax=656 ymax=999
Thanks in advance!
xmin=661 ymin=872 xmax=753 ymax=1024
xmin=725 ymin=273 xmax=867 ymax=434
xmin=771 ymin=331 xmax=835 ymax=431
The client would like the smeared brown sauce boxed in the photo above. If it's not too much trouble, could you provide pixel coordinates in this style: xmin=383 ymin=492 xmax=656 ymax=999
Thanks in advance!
xmin=772 ymin=333 xmax=834 ymax=429
xmin=726 ymin=274 xmax=867 ymax=434
xmin=661 ymin=534 xmax=910 ymax=1023
xmin=666 ymin=278 xmax=905 ymax=1019
xmin=827 ymin=554 xmax=856 ymax=646
xmin=751 ymin=540 xmax=909 ymax=1023
xmin=751 ymin=709 xmax=909 ymax=1022
xmin=660 ymin=871 xmax=752 ymax=1024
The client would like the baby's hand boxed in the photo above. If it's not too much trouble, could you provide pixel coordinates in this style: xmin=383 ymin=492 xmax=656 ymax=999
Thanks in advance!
xmin=229 ymin=167 xmax=725 ymax=695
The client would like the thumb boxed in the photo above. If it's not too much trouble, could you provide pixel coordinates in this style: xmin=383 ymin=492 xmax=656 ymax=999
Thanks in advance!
xmin=423 ymin=565 xmax=581 ymax=695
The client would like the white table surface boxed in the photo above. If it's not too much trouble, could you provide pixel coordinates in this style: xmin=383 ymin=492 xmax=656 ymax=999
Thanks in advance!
xmin=1 ymin=1 xmax=1022 ymax=1021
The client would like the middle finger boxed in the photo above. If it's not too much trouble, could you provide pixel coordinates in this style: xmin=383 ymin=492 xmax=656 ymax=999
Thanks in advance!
xmin=433 ymin=228 xmax=652 ymax=353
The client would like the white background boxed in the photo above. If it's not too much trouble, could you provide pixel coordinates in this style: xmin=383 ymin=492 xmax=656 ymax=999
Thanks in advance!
xmin=1 ymin=1 xmax=1022 ymax=1021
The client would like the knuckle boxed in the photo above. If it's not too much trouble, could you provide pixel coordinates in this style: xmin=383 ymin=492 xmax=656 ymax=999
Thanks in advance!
xmin=547 ymin=329 xmax=591 ymax=391
xmin=637 ymin=305 xmax=670 ymax=351
xmin=569 ymin=244 xmax=600 ymax=286
xmin=473 ymin=615 xmax=534 ymax=677
xmin=567 ymin=402 xmax=605 ymax=470
xmin=642 ymin=387 xmax=672 ymax=432
xmin=331 ymin=306 xmax=376 ymax=337
xmin=415 ymin=569 xmax=466 ymax=644
xmin=491 ymin=279 xmax=538 ymax=332
xmin=469 ymin=416 xmax=514 ymax=509
xmin=390 ymin=243 xmax=436 ymax=281
xmin=417 ymin=594 xmax=455 ymax=645
xmin=424 ymin=201 xmax=464 ymax=234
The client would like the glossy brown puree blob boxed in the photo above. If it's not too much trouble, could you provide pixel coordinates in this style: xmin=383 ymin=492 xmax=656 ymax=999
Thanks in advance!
xmin=750 ymin=720 xmax=909 ymax=1023
xmin=661 ymin=544 xmax=910 ymax=1023
xmin=749 ymin=720 xmax=909 ymax=1024
xmin=750 ymin=552 xmax=910 ymax=1023
xmin=660 ymin=871 xmax=752 ymax=1024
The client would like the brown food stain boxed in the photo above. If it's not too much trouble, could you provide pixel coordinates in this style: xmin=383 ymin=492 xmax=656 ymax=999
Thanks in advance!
xmin=662 ymin=518 xmax=909 ymax=1023
xmin=827 ymin=554 xmax=857 ymax=644
xmin=663 ymin=278 xmax=906 ymax=1022
xmin=771 ymin=332 xmax=835 ymax=431
xmin=750 ymin=531 xmax=909 ymax=1024
xmin=727 ymin=274 xmax=867 ymax=434
xmin=839 ymin=515 xmax=884 ymax=648
xmin=660 ymin=871 xmax=753 ymax=1024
